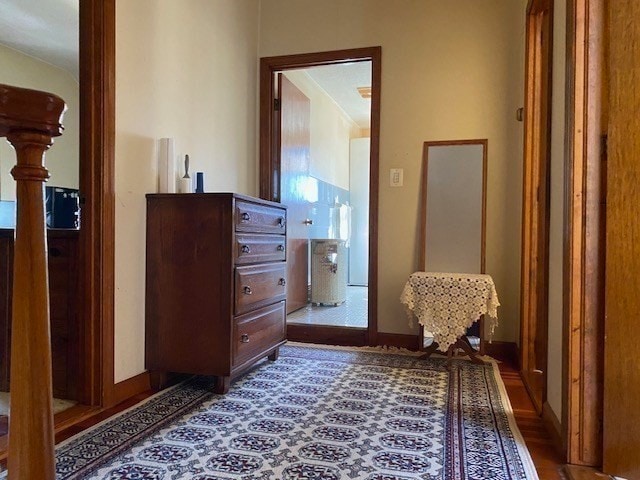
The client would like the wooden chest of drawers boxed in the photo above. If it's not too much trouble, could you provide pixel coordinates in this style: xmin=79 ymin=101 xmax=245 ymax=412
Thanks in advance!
xmin=0 ymin=229 xmax=79 ymax=399
xmin=145 ymin=193 xmax=287 ymax=393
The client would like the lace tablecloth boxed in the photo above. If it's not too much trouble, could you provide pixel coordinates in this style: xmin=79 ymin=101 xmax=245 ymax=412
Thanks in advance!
xmin=400 ymin=272 xmax=500 ymax=350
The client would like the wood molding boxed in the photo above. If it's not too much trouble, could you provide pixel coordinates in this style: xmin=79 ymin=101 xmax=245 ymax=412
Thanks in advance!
xmin=287 ymin=324 xmax=367 ymax=347
xmin=259 ymin=47 xmax=381 ymax=347
xmin=563 ymin=0 xmax=606 ymax=467
xmin=367 ymin=48 xmax=381 ymax=347
xmin=79 ymin=0 xmax=116 ymax=408
xmin=51 ymin=405 xmax=103 ymax=435
xmin=376 ymin=333 xmax=420 ymax=351
xmin=520 ymin=0 xmax=553 ymax=416
xmin=113 ymin=372 xmax=151 ymax=406
xmin=542 ymin=401 xmax=566 ymax=458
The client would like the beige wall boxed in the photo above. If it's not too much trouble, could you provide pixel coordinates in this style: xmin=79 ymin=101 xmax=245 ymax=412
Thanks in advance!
xmin=546 ymin=0 xmax=567 ymax=421
xmin=114 ymin=0 xmax=259 ymax=382
xmin=283 ymin=70 xmax=360 ymax=190
xmin=0 ymin=43 xmax=79 ymax=200
xmin=113 ymin=0 xmax=528 ymax=383
xmin=260 ymin=0 xmax=527 ymax=338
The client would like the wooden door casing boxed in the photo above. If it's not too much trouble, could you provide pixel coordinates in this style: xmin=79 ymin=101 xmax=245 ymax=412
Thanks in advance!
xmin=563 ymin=0 xmax=606 ymax=467
xmin=520 ymin=0 xmax=553 ymax=415
xmin=259 ymin=47 xmax=382 ymax=345
xmin=279 ymin=74 xmax=311 ymax=314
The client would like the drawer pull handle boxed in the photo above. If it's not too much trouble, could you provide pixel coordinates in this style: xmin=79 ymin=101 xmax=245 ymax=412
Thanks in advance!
xmin=277 ymin=244 xmax=285 ymax=252
xmin=240 ymin=334 xmax=250 ymax=343
xmin=241 ymin=245 xmax=251 ymax=254
xmin=277 ymin=217 xmax=285 ymax=228
xmin=278 ymin=278 xmax=286 ymax=286
xmin=243 ymin=286 xmax=253 ymax=295
xmin=241 ymin=212 xmax=251 ymax=222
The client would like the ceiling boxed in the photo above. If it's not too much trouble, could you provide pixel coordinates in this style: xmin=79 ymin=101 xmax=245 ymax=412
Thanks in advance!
xmin=0 ymin=0 xmax=79 ymax=78
xmin=304 ymin=62 xmax=372 ymax=129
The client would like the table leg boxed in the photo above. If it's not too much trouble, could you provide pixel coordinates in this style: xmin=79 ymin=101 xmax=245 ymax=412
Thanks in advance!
xmin=418 ymin=337 xmax=486 ymax=365
xmin=455 ymin=336 xmax=487 ymax=365
xmin=418 ymin=341 xmax=440 ymax=360
xmin=447 ymin=344 xmax=455 ymax=369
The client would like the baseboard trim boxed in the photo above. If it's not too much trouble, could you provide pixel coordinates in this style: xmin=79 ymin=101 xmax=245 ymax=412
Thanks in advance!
xmin=376 ymin=333 xmax=420 ymax=351
xmin=113 ymin=371 xmax=151 ymax=405
xmin=542 ymin=400 xmax=566 ymax=458
xmin=287 ymin=324 xmax=367 ymax=346
xmin=484 ymin=341 xmax=519 ymax=368
xmin=564 ymin=465 xmax=613 ymax=479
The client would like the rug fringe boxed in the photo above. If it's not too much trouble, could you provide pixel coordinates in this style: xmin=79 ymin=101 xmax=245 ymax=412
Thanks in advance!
xmin=285 ymin=341 xmax=424 ymax=356
xmin=286 ymin=340 xmax=501 ymax=363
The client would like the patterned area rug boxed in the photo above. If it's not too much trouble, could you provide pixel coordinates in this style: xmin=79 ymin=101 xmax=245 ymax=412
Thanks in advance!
xmin=3 ymin=344 xmax=539 ymax=479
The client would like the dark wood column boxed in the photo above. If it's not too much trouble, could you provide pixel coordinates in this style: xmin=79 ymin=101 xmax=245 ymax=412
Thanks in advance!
xmin=0 ymin=84 xmax=65 ymax=480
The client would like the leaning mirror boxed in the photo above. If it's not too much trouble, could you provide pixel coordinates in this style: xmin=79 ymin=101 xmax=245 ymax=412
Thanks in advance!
xmin=419 ymin=139 xmax=487 ymax=352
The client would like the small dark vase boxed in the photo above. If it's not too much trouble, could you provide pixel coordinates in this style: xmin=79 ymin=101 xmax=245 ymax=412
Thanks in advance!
xmin=195 ymin=172 xmax=205 ymax=193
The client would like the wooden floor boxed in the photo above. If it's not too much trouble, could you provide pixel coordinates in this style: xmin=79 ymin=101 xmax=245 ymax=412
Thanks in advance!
xmin=1 ymin=353 xmax=567 ymax=478
xmin=496 ymin=359 xmax=567 ymax=479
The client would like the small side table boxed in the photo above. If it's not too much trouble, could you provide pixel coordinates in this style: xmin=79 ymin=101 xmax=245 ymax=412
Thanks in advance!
xmin=400 ymin=272 xmax=500 ymax=364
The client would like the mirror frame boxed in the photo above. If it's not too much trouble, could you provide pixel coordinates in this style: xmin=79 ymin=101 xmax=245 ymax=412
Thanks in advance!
xmin=419 ymin=139 xmax=488 ymax=272
xmin=418 ymin=138 xmax=488 ymax=353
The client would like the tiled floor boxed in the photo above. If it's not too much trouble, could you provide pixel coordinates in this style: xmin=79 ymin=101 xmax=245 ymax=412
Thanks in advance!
xmin=287 ymin=285 xmax=368 ymax=328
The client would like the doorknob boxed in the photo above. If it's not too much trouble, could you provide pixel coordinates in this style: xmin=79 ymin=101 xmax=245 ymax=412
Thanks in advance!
xmin=303 ymin=219 xmax=313 ymax=225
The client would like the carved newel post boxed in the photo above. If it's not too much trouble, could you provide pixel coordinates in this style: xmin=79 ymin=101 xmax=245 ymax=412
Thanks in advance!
xmin=0 ymin=84 xmax=66 ymax=480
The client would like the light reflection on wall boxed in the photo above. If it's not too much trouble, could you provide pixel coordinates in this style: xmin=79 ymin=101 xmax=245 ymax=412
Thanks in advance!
xmin=297 ymin=175 xmax=319 ymax=203
xmin=330 ymin=203 xmax=351 ymax=243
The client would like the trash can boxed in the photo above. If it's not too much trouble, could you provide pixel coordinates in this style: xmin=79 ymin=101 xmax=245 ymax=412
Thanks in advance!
xmin=310 ymin=239 xmax=347 ymax=306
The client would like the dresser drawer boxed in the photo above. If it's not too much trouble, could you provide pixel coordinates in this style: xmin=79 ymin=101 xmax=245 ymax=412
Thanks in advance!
xmin=235 ymin=234 xmax=286 ymax=265
xmin=234 ymin=263 xmax=287 ymax=315
xmin=235 ymin=200 xmax=286 ymax=234
xmin=233 ymin=302 xmax=285 ymax=367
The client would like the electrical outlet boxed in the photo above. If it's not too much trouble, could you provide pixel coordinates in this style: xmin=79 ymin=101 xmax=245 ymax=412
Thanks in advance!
xmin=390 ymin=168 xmax=404 ymax=187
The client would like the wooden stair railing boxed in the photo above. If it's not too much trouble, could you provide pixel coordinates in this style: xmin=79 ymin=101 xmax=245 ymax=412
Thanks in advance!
xmin=0 ymin=84 xmax=66 ymax=479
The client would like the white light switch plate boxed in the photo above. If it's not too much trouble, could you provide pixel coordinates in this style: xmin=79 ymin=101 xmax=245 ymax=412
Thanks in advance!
xmin=390 ymin=168 xmax=404 ymax=187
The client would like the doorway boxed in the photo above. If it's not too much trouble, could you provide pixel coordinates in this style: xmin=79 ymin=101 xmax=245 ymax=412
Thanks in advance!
xmin=0 ymin=0 xmax=115 ymax=459
xmin=260 ymin=47 xmax=381 ymax=346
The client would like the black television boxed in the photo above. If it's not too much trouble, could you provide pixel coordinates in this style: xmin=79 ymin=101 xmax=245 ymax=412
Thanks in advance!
xmin=45 ymin=186 xmax=80 ymax=229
